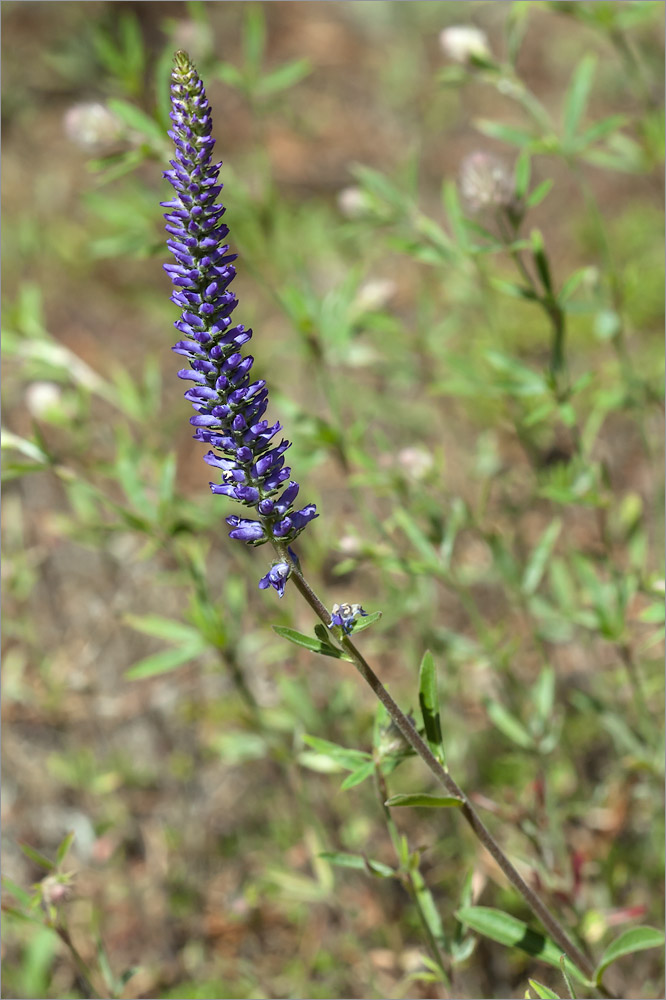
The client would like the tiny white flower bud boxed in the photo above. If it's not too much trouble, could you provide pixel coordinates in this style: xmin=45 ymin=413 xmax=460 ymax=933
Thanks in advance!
xmin=439 ymin=26 xmax=491 ymax=65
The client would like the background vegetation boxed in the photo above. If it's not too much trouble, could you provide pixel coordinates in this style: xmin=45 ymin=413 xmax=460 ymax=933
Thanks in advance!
xmin=2 ymin=2 xmax=664 ymax=998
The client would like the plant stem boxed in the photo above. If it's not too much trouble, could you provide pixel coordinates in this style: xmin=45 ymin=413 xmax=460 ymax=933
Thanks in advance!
xmin=273 ymin=541 xmax=612 ymax=995
xmin=54 ymin=923 xmax=102 ymax=999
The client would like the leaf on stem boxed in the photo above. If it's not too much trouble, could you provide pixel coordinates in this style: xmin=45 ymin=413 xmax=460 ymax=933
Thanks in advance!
xmin=594 ymin=926 xmax=665 ymax=983
xmin=272 ymin=625 xmax=351 ymax=659
xmin=456 ymin=907 xmax=589 ymax=984
xmin=385 ymin=793 xmax=464 ymax=809
xmin=418 ymin=650 xmax=446 ymax=765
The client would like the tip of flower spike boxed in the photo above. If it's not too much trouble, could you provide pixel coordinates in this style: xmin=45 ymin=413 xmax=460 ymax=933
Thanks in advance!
xmin=174 ymin=50 xmax=193 ymax=71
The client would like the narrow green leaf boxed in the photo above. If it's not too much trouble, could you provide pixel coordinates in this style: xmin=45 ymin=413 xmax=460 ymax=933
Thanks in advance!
xmin=393 ymin=507 xmax=439 ymax=566
xmin=256 ymin=58 xmax=311 ymax=97
xmin=124 ymin=614 xmax=201 ymax=644
xmin=19 ymin=843 xmax=55 ymax=872
xmin=456 ymin=907 xmax=588 ymax=984
xmin=55 ymin=832 xmax=75 ymax=867
xmin=301 ymin=734 xmax=372 ymax=771
xmin=272 ymin=625 xmax=349 ymax=659
xmin=490 ymin=278 xmax=539 ymax=301
xmin=529 ymin=979 xmax=560 ymax=999
xmin=559 ymin=954 xmax=577 ymax=999
xmin=124 ymin=643 xmax=204 ymax=680
xmin=349 ymin=610 xmax=382 ymax=634
xmin=340 ymin=760 xmax=376 ymax=790
xmin=594 ymin=926 xmax=665 ymax=983
xmin=475 ymin=119 xmax=536 ymax=148
xmin=526 ymin=179 xmax=554 ymax=208
xmin=386 ymin=793 xmax=464 ymax=809
xmin=558 ymin=267 xmax=591 ymax=305
xmin=2 ymin=876 xmax=33 ymax=910
xmin=563 ymin=55 xmax=597 ymax=144
xmin=318 ymin=851 xmax=395 ymax=878
xmin=515 ymin=150 xmax=532 ymax=200
xmin=419 ymin=650 xmax=445 ymax=764
xmin=485 ymin=699 xmax=535 ymax=749
xmin=106 ymin=98 xmax=165 ymax=145
xmin=523 ymin=520 xmax=562 ymax=595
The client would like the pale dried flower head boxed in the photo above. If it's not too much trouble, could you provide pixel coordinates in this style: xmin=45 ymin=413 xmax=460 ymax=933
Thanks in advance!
xmin=353 ymin=278 xmax=397 ymax=315
xmin=439 ymin=26 xmax=491 ymax=65
xmin=63 ymin=102 xmax=124 ymax=152
xmin=337 ymin=186 xmax=371 ymax=219
xmin=459 ymin=152 xmax=515 ymax=213
xmin=26 ymin=382 xmax=63 ymax=419
xmin=397 ymin=446 xmax=434 ymax=481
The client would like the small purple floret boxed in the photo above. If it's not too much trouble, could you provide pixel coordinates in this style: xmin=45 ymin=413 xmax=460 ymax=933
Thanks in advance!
xmin=258 ymin=561 xmax=291 ymax=598
xmin=329 ymin=603 xmax=368 ymax=634
xmin=163 ymin=51 xmax=316 ymax=592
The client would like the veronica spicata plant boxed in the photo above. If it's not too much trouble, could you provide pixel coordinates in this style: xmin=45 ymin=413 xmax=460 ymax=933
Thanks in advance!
xmin=162 ymin=50 xmax=317 ymax=599
xmin=159 ymin=51 xmax=657 ymax=998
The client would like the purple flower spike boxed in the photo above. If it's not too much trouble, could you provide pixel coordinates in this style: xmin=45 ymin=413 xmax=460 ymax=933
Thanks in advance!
xmin=163 ymin=51 xmax=316 ymax=592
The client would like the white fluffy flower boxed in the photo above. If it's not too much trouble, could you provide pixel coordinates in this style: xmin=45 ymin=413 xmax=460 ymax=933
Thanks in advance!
xmin=439 ymin=26 xmax=491 ymax=65
xmin=63 ymin=102 xmax=124 ymax=152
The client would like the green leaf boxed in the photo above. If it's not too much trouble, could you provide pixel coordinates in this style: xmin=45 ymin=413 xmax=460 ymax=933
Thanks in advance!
xmin=106 ymin=98 xmax=165 ymax=146
xmin=19 ymin=843 xmax=55 ymax=872
xmin=385 ymin=793 xmax=464 ymax=809
xmin=340 ymin=760 xmax=376 ymax=790
xmin=55 ymin=832 xmax=75 ymax=867
xmin=418 ymin=650 xmax=445 ymax=764
xmin=124 ymin=614 xmax=201 ymax=644
xmin=475 ymin=119 xmax=536 ymax=148
xmin=594 ymin=926 xmax=665 ymax=983
xmin=319 ymin=851 xmax=395 ymax=878
xmin=256 ymin=58 xmax=311 ymax=97
xmin=272 ymin=625 xmax=350 ymax=659
xmin=558 ymin=267 xmax=592 ymax=305
xmin=349 ymin=610 xmax=382 ymax=634
xmin=301 ymin=734 xmax=372 ymax=771
xmin=485 ymin=700 xmax=535 ymax=749
xmin=490 ymin=278 xmax=539 ymax=301
xmin=563 ymin=55 xmax=597 ymax=146
xmin=515 ymin=150 xmax=532 ymax=200
xmin=124 ymin=643 xmax=205 ymax=680
xmin=393 ymin=507 xmax=439 ymax=566
xmin=526 ymin=179 xmax=554 ymax=208
xmin=243 ymin=4 xmax=266 ymax=72
xmin=523 ymin=520 xmax=562 ymax=595
xmin=456 ymin=907 xmax=588 ymax=984
xmin=559 ymin=954 xmax=577 ymax=1000
xmin=2 ymin=876 xmax=33 ymax=910
xmin=528 ymin=980 xmax=560 ymax=999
